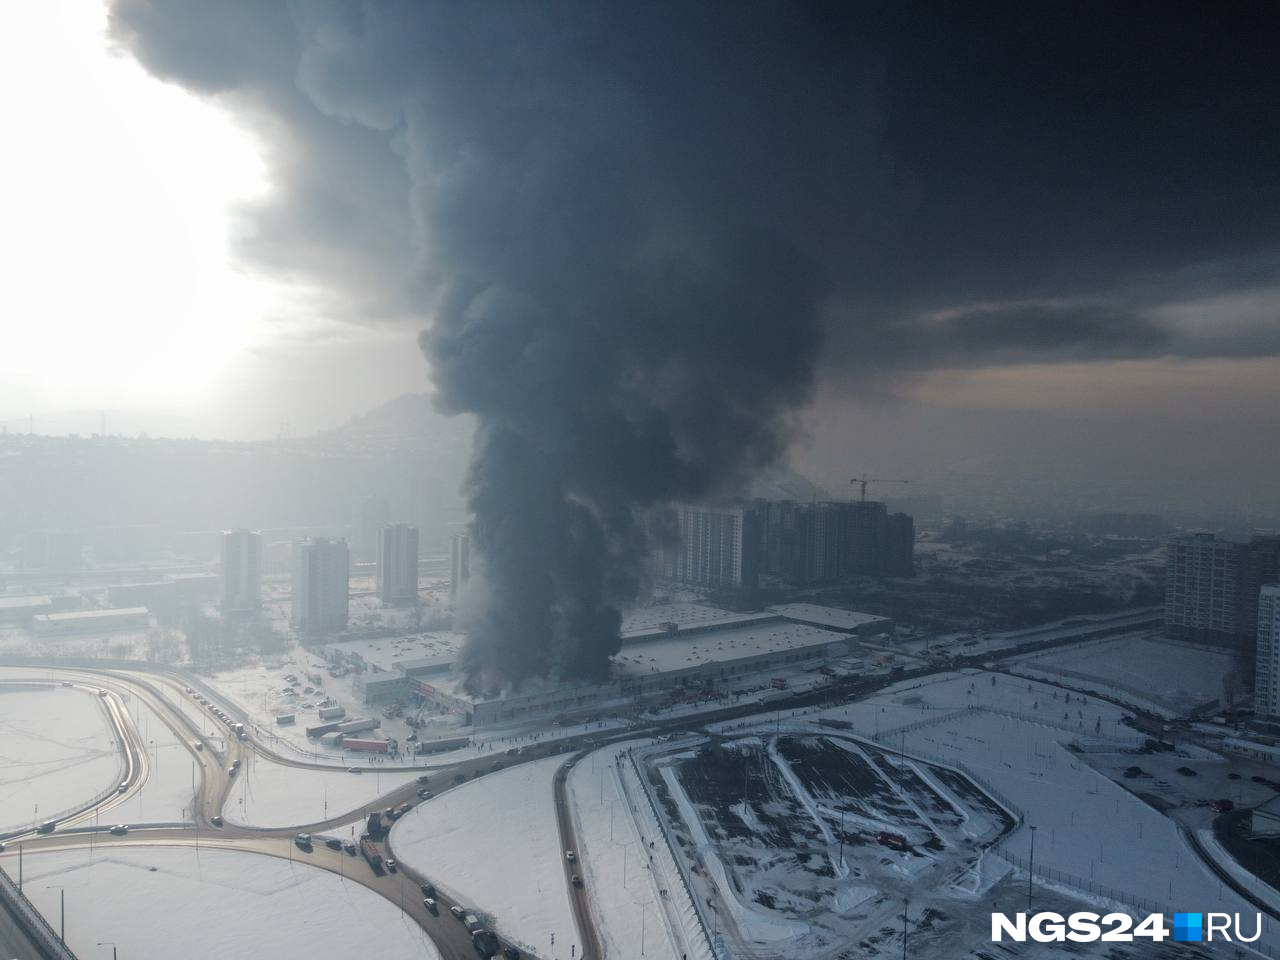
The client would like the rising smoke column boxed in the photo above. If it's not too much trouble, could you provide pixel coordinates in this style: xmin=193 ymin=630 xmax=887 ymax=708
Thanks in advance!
xmin=111 ymin=1 xmax=883 ymax=690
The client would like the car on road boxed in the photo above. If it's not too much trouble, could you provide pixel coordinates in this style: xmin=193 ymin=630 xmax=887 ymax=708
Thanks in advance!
xmin=453 ymin=773 xmax=466 ymax=784
xmin=110 ymin=824 xmax=129 ymax=836
xmin=450 ymin=905 xmax=466 ymax=920
xmin=1176 ymin=766 xmax=1199 ymax=777
xmin=117 ymin=782 xmax=128 ymax=793
xmin=385 ymin=858 xmax=397 ymax=872
xmin=325 ymin=837 xmax=343 ymax=850
xmin=193 ymin=741 xmax=203 ymax=751
xmin=61 ymin=680 xmax=73 ymax=687
xmin=417 ymin=774 xmax=431 ymax=783
xmin=571 ymin=874 xmax=582 ymax=887
xmin=37 ymin=821 xmax=57 ymax=834
xmin=347 ymin=767 xmax=362 ymax=774
xmin=343 ymin=841 xmax=357 ymax=855
xmin=98 ymin=688 xmax=109 ymax=697
xmin=565 ymin=850 xmax=576 ymax=862
xmin=210 ymin=816 xmax=224 ymax=827
xmin=423 ymin=897 xmax=436 ymax=912
xmin=227 ymin=765 xmax=237 ymax=776
xmin=294 ymin=833 xmax=313 ymax=849
xmin=420 ymin=883 xmax=436 ymax=897
xmin=417 ymin=789 xmax=434 ymax=799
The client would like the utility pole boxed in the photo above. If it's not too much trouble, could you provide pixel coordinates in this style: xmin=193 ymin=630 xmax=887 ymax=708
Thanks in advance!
xmin=1027 ymin=825 xmax=1037 ymax=910
xmin=902 ymin=897 xmax=909 ymax=960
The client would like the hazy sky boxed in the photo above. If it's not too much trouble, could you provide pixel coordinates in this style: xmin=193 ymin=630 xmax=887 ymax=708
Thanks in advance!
xmin=4 ymin=2 xmax=1277 ymax=515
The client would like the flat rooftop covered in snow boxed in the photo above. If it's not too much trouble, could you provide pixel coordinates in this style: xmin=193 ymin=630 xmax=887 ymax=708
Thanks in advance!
xmin=323 ymin=631 xmax=465 ymax=673
xmin=620 ymin=601 xmax=771 ymax=638
xmin=767 ymin=603 xmax=893 ymax=634
xmin=33 ymin=606 xmax=148 ymax=622
xmin=612 ymin=619 xmax=851 ymax=676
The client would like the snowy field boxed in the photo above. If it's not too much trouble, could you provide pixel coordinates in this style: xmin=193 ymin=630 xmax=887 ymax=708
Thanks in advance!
xmin=6 ymin=844 xmax=440 ymax=960
xmin=391 ymin=753 xmax=577 ymax=960
xmin=567 ymin=739 xmax=711 ymax=960
xmin=226 ymin=751 xmax=422 ymax=828
xmin=1013 ymin=635 xmax=1237 ymax=714
xmin=0 ymin=684 xmax=123 ymax=833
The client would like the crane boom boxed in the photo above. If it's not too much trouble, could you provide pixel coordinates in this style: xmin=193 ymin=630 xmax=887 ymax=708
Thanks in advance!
xmin=850 ymin=474 xmax=911 ymax=502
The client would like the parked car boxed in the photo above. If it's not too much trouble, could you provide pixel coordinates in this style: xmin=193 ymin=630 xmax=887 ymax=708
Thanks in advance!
xmin=451 ymin=905 xmax=466 ymax=920
xmin=325 ymin=837 xmax=343 ymax=850
xmin=423 ymin=898 xmax=437 ymax=912
xmin=343 ymin=841 xmax=357 ymax=855
xmin=210 ymin=816 xmax=224 ymax=827
xmin=1176 ymin=766 xmax=1199 ymax=777
xmin=294 ymin=833 xmax=313 ymax=849
xmin=417 ymin=789 xmax=434 ymax=799
xmin=420 ymin=883 xmax=436 ymax=897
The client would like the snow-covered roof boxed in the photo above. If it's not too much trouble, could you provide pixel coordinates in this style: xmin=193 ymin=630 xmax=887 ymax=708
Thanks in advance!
xmin=323 ymin=631 xmax=464 ymax=672
xmin=612 ymin=620 xmax=848 ymax=675
xmin=767 ymin=603 xmax=890 ymax=631
xmin=32 ymin=606 xmax=148 ymax=622
xmin=620 ymin=602 xmax=768 ymax=637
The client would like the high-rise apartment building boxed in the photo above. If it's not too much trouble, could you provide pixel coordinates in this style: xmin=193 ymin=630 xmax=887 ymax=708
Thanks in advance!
xmin=1165 ymin=533 xmax=1280 ymax=648
xmin=1255 ymin=585 xmax=1280 ymax=723
xmin=292 ymin=538 xmax=350 ymax=636
xmin=1165 ymin=533 xmax=1245 ymax=645
xmin=219 ymin=529 xmax=262 ymax=617
xmin=449 ymin=531 xmax=471 ymax=602
xmin=652 ymin=505 xmax=758 ymax=591
xmin=377 ymin=522 xmax=419 ymax=604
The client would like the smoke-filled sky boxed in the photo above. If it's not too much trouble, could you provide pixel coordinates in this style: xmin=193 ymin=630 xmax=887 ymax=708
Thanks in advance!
xmin=3 ymin=1 xmax=1278 ymax=518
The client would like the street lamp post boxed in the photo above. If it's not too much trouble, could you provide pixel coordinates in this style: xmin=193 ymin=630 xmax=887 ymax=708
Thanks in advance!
xmin=97 ymin=941 xmax=117 ymax=960
xmin=902 ymin=898 xmax=909 ymax=960
xmin=44 ymin=886 xmax=64 ymax=942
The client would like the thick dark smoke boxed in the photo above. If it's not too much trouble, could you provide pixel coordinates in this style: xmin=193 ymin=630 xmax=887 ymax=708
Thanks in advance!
xmin=111 ymin=1 xmax=869 ymax=689
xmin=109 ymin=1 xmax=1280 ymax=686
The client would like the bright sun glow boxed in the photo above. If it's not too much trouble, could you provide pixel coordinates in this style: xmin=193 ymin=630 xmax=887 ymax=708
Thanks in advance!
xmin=0 ymin=1 xmax=288 ymax=420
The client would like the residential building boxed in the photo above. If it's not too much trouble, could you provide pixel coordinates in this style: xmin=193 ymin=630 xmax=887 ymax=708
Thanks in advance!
xmin=651 ymin=504 xmax=759 ymax=591
xmin=377 ymin=522 xmax=419 ymax=604
xmin=220 ymin=529 xmax=262 ymax=617
xmin=449 ymin=531 xmax=471 ymax=601
xmin=292 ymin=538 xmax=350 ymax=636
xmin=1165 ymin=533 xmax=1280 ymax=648
xmin=1256 ymin=584 xmax=1280 ymax=723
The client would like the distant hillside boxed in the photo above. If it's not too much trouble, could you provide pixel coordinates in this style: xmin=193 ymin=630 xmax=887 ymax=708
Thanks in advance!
xmin=313 ymin=393 xmax=473 ymax=459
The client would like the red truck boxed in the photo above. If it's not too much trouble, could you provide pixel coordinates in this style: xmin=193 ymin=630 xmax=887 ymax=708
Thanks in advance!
xmin=359 ymin=835 xmax=383 ymax=872
xmin=344 ymin=738 xmax=391 ymax=753
xmin=877 ymin=831 xmax=908 ymax=851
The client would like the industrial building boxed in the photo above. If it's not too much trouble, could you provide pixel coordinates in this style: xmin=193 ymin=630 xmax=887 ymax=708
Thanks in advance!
xmin=31 ymin=607 xmax=151 ymax=636
xmin=404 ymin=603 xmax=891 ymax=726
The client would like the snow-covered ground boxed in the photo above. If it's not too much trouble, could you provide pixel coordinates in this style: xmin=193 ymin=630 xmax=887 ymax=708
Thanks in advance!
xmin=226 ymin=751 xmax=422 ymax=828
xmin=809 ymin=672 xmax=1268 ymax=926
xmin=0 ymin=684 xmax=123 ymax=833
xmin=105 ymin=689 xmax=199 ymax=825
xmin=567 ymin=739 xmax=712 ymax=960
xmin=1011 ymin=635 xmax=1237 ymax=715
xmin=391 ymin=753 xmax=577 ymax=960
xmin=5 ymin=844 xmax=440 ymax=960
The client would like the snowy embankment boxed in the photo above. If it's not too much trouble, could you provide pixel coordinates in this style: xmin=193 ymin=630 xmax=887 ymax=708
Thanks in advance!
xmin=391 ymin=753 xmax=577 ymax=960
xmin=226 ymin=750 xmax=422 ymax=828
xmin=567 ymin=739 xmax=713 ymax=960
xmin=5 ymin=844 xmax=440 ymax=960
xmin=0 ymin=684 xmax=123 ymax=833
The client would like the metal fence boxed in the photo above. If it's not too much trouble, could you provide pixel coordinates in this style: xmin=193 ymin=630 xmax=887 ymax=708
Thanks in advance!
xmin=0 ymin=865 xmax=79 ymax=960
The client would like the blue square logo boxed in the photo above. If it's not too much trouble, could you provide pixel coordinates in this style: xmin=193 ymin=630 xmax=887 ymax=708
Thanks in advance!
xmin=1174 ymin=913 xmax=1203 ymax=942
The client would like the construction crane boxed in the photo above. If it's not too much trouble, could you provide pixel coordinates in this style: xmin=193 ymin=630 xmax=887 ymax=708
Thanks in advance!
xmin=850 ymin=474 xmax=910 ymax=502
